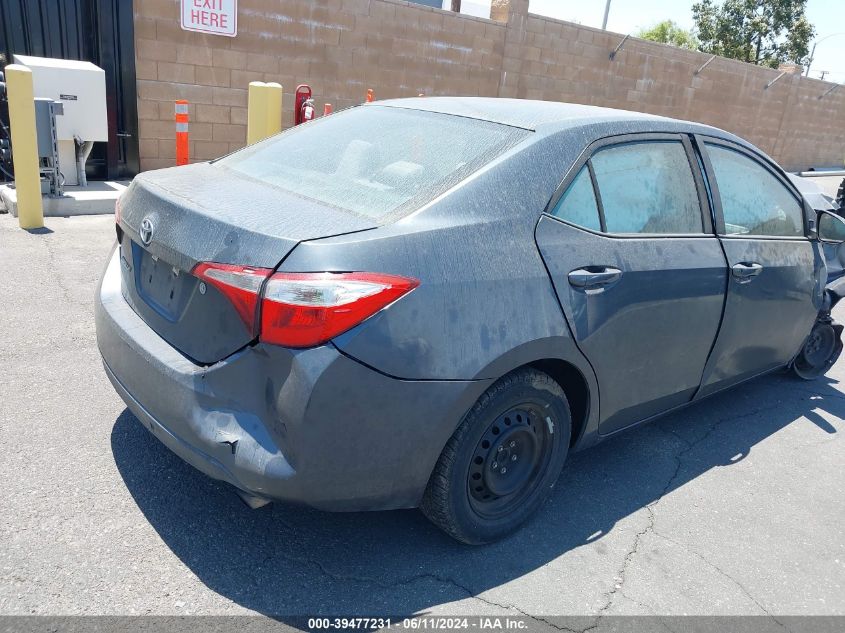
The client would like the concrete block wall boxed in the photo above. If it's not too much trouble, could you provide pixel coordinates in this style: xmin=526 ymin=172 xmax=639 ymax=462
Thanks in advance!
xmin=134 ymin=0 xmax=845 ymax=172
xmin=498 ymin=8 xmax=845 ymax=171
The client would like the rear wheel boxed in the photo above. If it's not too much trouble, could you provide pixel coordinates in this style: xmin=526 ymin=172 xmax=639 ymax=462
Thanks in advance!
xmin=421 ymin=368 xmax=571 ymax=544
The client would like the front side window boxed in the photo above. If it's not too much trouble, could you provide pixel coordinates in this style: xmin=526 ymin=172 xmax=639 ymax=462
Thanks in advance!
xmin=550 ymin=166 xmax=601 ymax=231
xmin=591 ymin=141 xmax=703 ymax=234
xmin=705 ymin=144 xmax=804 ymax=237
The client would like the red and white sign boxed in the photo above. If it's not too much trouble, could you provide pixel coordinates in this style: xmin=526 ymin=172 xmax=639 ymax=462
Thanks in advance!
xmin=181 ymin=0 xmax=237 ymax=37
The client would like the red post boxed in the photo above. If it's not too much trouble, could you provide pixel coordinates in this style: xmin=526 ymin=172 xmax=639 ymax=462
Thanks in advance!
xmin=366 ymin=88 xmax=374 ymax=103
xmin=175 ymin=100 xmax=189 ymax=166
xmin=323 ymin=103 xmax=333 ymax=116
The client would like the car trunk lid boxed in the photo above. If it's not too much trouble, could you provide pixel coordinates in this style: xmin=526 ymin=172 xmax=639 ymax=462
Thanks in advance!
xmin=117 ymin=162 xmax=378 ymax=364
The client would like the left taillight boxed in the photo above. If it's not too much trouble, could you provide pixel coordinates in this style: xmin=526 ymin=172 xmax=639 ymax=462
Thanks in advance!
xmin=192 ymin=262 xmax=273 ymax=333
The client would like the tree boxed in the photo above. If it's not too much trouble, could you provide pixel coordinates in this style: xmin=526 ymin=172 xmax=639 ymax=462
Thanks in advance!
xmin=637 ymin=20 xmax=699 ymax=50
xmin=692 ymin=0 xmax=815 ymax=68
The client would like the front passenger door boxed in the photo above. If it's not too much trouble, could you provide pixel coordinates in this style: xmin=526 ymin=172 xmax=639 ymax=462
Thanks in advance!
xmin=695 ymin=138 xmax=822 ymax=397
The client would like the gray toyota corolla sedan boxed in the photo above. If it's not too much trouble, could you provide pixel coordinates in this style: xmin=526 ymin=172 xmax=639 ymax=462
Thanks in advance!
xmin=96 ymin=97 xmax=845 ymax=543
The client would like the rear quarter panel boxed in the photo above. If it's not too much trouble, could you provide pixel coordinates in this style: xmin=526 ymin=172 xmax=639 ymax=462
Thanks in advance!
xmin=280 ymin=132 xmax=605 ymax=448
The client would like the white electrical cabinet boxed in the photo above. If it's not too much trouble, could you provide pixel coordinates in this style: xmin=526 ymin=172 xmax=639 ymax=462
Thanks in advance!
xmin=13 ymin=55 xmax=108 ymax=186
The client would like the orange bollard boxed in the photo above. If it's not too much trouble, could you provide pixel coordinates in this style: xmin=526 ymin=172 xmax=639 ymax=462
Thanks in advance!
xmin=366 ymin=88 xmax=374 ymax=103
xmin=323 ymin=103 xmax=333 ymax=116
xmin=175 ymin=100 xmax=189 ymax=166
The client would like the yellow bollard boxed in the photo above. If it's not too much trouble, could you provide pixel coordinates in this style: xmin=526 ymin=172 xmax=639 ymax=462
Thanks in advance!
xmin=5 ymin=65 xmax=44 ymax=230
xmin=264 ymin=82 xmax=283 ymax=137
xmin=247 ymin=81 xmax=268 ymax=145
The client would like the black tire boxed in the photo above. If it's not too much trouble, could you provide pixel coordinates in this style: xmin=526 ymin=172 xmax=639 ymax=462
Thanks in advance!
xmin=792 ymin=322 xmax=842 ymax=380
xmin=421 ymin=367 xmax=571 ymax=544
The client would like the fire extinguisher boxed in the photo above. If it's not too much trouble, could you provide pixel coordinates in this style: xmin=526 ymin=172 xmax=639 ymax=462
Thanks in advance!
xmin=301 ymin=97 xmax=315 ymax=124
xmin=294 ymin=84 xmax=312 ymax=126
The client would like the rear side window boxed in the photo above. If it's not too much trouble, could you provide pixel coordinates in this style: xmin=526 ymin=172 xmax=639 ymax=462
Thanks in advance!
xmin=550 ymin=166 xmax=601 ymax=231
xmin=216 ymin=106 xmax=529 ymax=221
xmin=705 ymin=144 xmax=804 ymax=237
xmin=591 ymin=141 xmax=703 ymax=234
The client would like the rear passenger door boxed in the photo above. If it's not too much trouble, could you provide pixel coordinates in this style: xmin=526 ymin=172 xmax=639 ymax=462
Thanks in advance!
xmin=535 ymin=134 xmax=728 ymax=435
xmin=694 ymin=137 xmax=821 ymax=397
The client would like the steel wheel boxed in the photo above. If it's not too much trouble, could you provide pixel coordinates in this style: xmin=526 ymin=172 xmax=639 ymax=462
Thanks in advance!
xmin=467 ymin=404 xmax=553 ymax=519
xmin=793 ymin=322 xmax=841 ymax=380
xmin=421 ymin=367 xmax=571 ymax=544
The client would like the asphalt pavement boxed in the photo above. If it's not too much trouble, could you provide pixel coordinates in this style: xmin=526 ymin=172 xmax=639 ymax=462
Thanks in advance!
xmin=1 ymin=195 xmax=844 ymax=628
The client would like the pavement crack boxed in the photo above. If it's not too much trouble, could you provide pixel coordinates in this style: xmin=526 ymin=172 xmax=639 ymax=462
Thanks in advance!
xmin=650 ymin=529 xmax=793 ymax=632
xmin=255 ymin=548 xmax=559 ymax=622
xmin=595 ymin=504 xmax=656 ymax=617
xmin=596 ymin=400 xmax=788 ymax=618
xmin=41 ymin=235 xmax=91 ymax=309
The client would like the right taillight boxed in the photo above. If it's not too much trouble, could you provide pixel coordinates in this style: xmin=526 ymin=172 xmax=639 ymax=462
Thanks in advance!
xmin=193 ymin=262 xmax=274 ymax=333
xmin=191 ymin=264 xmax=419 ymax=348
xmin=260 ymin=272 xmax=419 ymax=348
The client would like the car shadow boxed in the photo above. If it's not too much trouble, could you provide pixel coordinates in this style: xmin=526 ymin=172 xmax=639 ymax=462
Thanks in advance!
xmin=111 ymin=372 xmax=845 ymax=621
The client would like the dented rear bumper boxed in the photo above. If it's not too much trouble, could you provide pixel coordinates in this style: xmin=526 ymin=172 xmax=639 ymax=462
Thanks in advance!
xmin=95 ymin=247 xmax=489 ymax=511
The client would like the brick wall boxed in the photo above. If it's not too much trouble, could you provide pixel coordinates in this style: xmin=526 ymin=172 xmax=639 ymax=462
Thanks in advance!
xmin=497 ymin=2 xmax=845 ymax=172
xmin=134 ymin=0 xmax=845 ymax=172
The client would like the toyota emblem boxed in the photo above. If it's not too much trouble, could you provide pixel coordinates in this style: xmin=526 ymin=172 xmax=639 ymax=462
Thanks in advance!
xmin=139 ymin=217 xmax=155 ymax=246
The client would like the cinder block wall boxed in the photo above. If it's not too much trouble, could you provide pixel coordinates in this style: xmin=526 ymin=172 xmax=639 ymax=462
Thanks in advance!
xmin=134 ymin=0 xmax=845 ymax=172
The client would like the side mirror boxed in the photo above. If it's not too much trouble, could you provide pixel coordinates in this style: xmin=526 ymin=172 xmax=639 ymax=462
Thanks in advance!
xmin=817 ymin=210 xmax=845 ymax=243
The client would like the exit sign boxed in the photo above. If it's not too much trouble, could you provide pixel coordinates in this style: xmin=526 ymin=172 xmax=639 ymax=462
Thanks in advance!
xmin=181 ymin=0 xmax=237 ymax=37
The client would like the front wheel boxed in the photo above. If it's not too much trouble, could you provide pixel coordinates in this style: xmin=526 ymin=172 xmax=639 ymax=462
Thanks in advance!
xmin=793 ymin=322 xmax=843 ymax=380
xmin=421 ymin=368 xmax=571 ymax=544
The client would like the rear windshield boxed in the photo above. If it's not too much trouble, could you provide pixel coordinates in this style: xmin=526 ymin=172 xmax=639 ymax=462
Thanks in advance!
xmin=216 ymin=105 xmax=529 ymax=221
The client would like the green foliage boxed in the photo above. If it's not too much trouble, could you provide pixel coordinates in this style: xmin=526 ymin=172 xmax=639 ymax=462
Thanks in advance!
xmin=637 ymin=20 xmax=699 ymax=50
xmin=692 ymin=0 xmax=815 ymax=68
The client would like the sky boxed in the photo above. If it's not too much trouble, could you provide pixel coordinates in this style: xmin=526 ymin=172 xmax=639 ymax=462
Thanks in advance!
xmin=526 ymin=0 xmax=845 ymax=84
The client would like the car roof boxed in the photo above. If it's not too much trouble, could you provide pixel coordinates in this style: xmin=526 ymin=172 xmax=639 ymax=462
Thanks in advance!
xmin=376 ymin=96 xmax=743 ymax=143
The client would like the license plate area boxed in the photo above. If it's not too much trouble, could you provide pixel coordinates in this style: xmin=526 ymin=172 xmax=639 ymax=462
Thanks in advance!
xmin=133 ymin=241 xmax=196 ymax=321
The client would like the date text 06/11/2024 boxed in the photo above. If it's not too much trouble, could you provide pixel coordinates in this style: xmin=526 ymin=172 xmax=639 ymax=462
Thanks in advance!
xmin=305 ymin=617 xmax=530 ymax=630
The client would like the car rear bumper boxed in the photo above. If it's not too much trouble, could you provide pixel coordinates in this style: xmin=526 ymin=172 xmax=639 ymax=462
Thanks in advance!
xmin=96 ymin=247 xmax=490 ymax=511
xmin=102 ymin=359 xmax=261 ymax=497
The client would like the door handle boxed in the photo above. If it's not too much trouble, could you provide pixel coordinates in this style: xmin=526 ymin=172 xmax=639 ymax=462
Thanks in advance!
xmin=731 ymin=262 xmax=763 ymax=282
xmin=568 ymin=266 xmax=623 ymax=288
